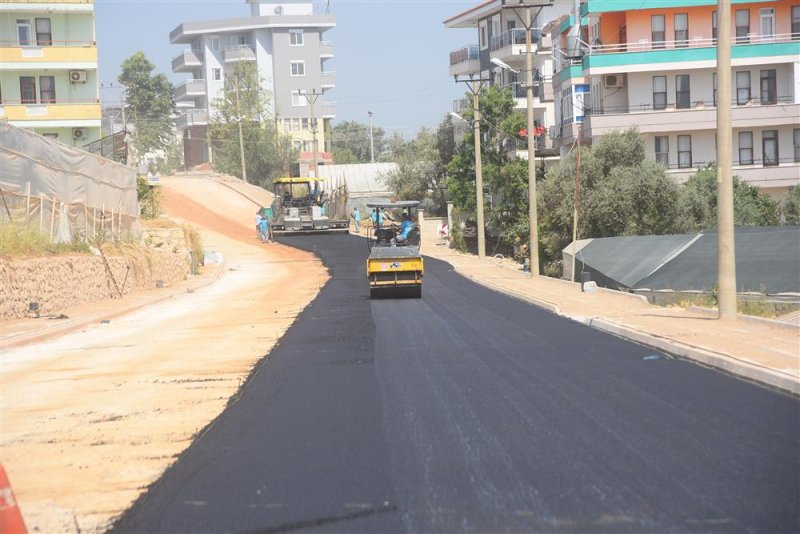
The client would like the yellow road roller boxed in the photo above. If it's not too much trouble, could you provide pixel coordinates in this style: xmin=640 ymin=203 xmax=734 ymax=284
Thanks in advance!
xmin=366 ymin=201 xmax=423 ymax=299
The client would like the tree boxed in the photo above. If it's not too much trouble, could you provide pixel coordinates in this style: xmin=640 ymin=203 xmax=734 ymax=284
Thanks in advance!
xmin=383 ymin=127 xmax=440 ymax=202
xmin=677 ymin=164 xmax=781 ymax=229
xmin=782 ymin=186 xmax=800 ymax=225
xmin=538 ymin=128 xmax=682 ymax=269
xmin=208 ymin=63 xmax=296 ymax=188
xmin=118 ymin=52 xmax=176 ymax=166
xmin=331 ymin=121 xmax=386 ymax=163
xmin=332 ymin=147 xmax=358 ymax=165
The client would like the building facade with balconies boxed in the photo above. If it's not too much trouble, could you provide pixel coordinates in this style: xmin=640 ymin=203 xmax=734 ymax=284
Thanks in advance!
xmin=552 ymin=0 xmax=800 ymax=198
xmin=444 ymin=1 xmax=573 ymax=163
xmin=170 ymin=0 xmax=335 ymax=170
xmin=0 ymin=0 xmax=100 ymax=147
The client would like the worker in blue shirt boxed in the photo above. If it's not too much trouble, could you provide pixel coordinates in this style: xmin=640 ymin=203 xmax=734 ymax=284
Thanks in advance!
xmin=370 ymin=208 xmax=384 ymax=228
xmin=393 ymin=213 xmax=414 ymax=245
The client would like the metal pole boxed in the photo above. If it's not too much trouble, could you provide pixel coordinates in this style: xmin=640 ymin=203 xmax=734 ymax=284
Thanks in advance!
xmin=311 ymin=89 xmax=318 ymax=178
xmin=525 ymin=7 xmax=539 ymax=276
xmin=235 ymin=76 xmax=247 ymax=184
xmin=368 ymin=111 xmax=375 ymax=163
xmin=473 ymin=79 xmax=486 ymax=259
xmin=717 ymin=0 xmax=736 ymax=319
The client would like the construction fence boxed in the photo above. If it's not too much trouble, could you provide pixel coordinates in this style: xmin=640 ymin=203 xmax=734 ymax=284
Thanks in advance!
xmin=0 ymin=123 xmax=140 ymax=243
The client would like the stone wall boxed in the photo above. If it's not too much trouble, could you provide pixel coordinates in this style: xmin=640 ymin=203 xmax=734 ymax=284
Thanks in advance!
xmin=0 ymin=250 xmax=190 ymax=320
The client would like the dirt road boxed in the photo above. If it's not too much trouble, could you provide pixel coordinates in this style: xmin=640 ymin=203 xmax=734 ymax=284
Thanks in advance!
xmin=0 ymin=176 xmax=328 ymax=532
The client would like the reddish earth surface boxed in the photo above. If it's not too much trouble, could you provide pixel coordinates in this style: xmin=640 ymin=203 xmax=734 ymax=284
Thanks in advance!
xmin=0 ymin=176 xmax=328 ymax=533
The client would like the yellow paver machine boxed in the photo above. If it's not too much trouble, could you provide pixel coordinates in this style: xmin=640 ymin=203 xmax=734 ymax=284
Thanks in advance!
xmin=366 ymin=201 xmax=423 ymax=299
xmin=270 ymin=177 xmax=349 ymax=235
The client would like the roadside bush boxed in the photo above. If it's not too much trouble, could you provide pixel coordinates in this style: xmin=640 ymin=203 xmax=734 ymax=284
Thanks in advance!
xmin=137 ymin=176 xmax=162 ymax=219
xmin=0 ymin=222 xmax=89 ymax=256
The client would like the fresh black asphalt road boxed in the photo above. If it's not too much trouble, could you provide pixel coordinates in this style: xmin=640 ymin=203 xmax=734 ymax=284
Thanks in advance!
xmin=114 ymin=234 xmax=799 ymax=533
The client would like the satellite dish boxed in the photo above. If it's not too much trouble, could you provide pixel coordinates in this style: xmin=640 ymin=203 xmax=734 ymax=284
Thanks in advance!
xmin=274 ymin=5 xmax=283 ymax=14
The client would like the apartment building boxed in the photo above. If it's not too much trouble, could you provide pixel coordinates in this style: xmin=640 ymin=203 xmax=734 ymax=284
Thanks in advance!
xmin=552 ymin=0 xmax=800 ymax=198
xmin=445 ymin=1 xmax=572 ymax=162
xmin=0 ymin=0 xmax=101 ymax=147
xmin=170 ymin=0 xmax=335 ymax=172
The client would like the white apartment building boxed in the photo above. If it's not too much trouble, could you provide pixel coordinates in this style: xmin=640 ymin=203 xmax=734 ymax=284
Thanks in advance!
xmin=552 ymin=0 xmax=800 ymax=198
xmin=444 ymin=1 xmax=573 ymax=163
xmin=170 ymin=0 xmax=335 ymax=171
xmin=0 ymin=0 xmax=101 ymax=147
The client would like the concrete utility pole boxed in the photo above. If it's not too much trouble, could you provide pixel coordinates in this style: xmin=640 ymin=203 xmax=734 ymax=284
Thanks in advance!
xmin=368 ymin=111 xmax=375 ymax=163
xmin=454 ymin=74 xmax=491 ymax=259
xmin=716 ymin=0 xmax=737 ymax=319
xmin=303 ymin=89 xmax=322 ymax=178
xmin=234 ymin=76 xmax=247 ymax=184
xmin=501 ymin=0 xmax=552 ymax=274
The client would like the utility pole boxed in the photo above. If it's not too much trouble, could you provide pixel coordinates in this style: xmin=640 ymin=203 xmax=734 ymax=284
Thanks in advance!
xmin=368 ymin=111 xmax=375 ymax=163
xmin=717 ymin=0 xmax=737 ymax=319
xmin=454 ymin=74 xmax=491 ymax=259
xmin=234 ymin=75 xmax=247 ymax=184
xmin=303 ymin=89 xmax=322 ymax=178
xmin=501 ymin=0 xmax=552 ymax=276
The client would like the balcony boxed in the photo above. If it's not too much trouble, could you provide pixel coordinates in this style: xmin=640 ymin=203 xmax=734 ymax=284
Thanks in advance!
xmin=449 ymin=44 xmax=480 ymax=77
xmin=174 ymin=79 xmax=206 ymax=101
xmin=1 ymin=101 xmax=101 ymax=124
xmin=586 ymin=98 xmax=799 ymax=136
xmin=453 ymin=98 xmax=471 ymax=115
xmin=320 ymin=101 xmax=336 ymax=118
xmin=224 ymin=45 xmax=256 ymax=63
xmin=320 ymin=40 xmax=334 ymax=58
xmin=0 ymin=41 xmax=97 ymax=66
xmin=489 ymin=28 xmax=541 ymax=63
xmin=175 ymin=109 xmax=208 ymax=129
xmin=320 ymin=71 xmax=336 ymax=89
xmin=583 ymin=33 xmax=800 ymax=74
xmin=172 ymin=49 xmax=203 ymax=73
xmin=666 ymin=159 xmax=800 ymax=190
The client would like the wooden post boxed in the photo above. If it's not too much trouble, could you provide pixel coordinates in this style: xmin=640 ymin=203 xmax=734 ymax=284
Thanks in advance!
xmin=101 ymin=203 xmax=105 ymax=237
xmin=25 ymin=182 xmax=31 ymax=216
xmin=111 ymin=207 xmax=115 ymax=238
xmin=50 ymin=198 xmax=57 ymax=243
xmin=83 ymin=205 xmax=89 ymax=242
xmin=92 ymin=206 xmax=97 ymax=240
xmin=39 ymin=193 xmax=44 ymax=233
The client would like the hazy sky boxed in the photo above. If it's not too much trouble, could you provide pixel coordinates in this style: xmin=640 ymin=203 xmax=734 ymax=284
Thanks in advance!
xmin=95 ymin=0 xmax=478 ymax=136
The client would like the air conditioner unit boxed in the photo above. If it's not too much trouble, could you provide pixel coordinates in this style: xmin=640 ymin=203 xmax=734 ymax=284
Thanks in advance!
xmin=72 ymin=128 xmax=85 ymax=140
xmin=604 ymin=74 xmax=623 ymax=88
xmin=69 ymin=70 xmax=87 ymax=83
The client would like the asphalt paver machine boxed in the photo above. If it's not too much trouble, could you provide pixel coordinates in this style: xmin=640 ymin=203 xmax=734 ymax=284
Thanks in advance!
xmin=270 ymin=177 xmax=349 ymax=235
xmin=366 ymin=201 xmax=423 ymax=298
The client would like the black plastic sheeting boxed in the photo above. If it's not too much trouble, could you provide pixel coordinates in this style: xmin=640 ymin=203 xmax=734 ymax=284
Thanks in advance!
xmin=573 ymin=226 xmax=799 ymax=294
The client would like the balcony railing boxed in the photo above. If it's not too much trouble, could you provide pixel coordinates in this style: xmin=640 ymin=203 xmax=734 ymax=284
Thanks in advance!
xmin=586 ymin=32 xmax=798 ymax=54
xmin=0 ymin=39 xmax=96 ymax=47
xmin=489 ymin=28 xmax=541 ymax=52
xmin=587 ymin=95 xmax=794 ymax=115
xmin=320 ymin=40 xmax=334 ymax=57
xmin=174 ymin=79 xmax=206 ymax=100
xmin=176 ymin=109 xmax=208 ymax=129
xmin=663 ymin=156 xmax=799 ymax=171
xmin=172 ymin=49 xmax=203 ymax=72
xmin=449 ymin=44 xmax=479 ymax=66
xmin=223 ymin=45 xmax=256 ymax=62
xmin=0 ymin=101 xmax=100 ymax=121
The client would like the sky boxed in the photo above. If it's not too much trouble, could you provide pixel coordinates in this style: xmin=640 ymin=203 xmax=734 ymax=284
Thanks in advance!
xmin=95 ymin=0 xmax=479 ymax=137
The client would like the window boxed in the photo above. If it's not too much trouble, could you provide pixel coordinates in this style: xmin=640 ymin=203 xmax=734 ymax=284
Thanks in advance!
xmin=653 ymin=76 xmax=667 ymax=110
xmin=294 ymin=140 xmax=302 ymax=151
xmin=651 ymin=15 xmax=665 ymax=48
xmin=16 ymin=19 xmax=32 ymax=46
xmin=35 ymin=18 xmax=51 ymax=46
xmin=736 ymin=71 xmax=751 ymax=105
xmin=39 ymin=76 xmax=55 ymax=103
xmin=290 ymin=61 xmax=305 ymax=76
xmin=794 ymin=128 xmax=800 ymax=162
xmin=209 ymin=37 xmax=220 ymax=52
xmin=763 ymin=130 xmax=779 ymax=166
xmin=231 ymin=35 xmax=248 ymax=47
xmin=212 ymin=68 xmax=222 ymax=81
xmin=712 ymin=11 xmax=718 ymax=40
xmin=760 ymin=69 xmax=776 ymax=104
xmin=655 ymin=136 xmax=669 ymax=165
xmin=712 ymin=72 xmax=717 ymax=106
xmin=291 ymin=90 xmax=307 ymax=106
xmin=42 ymin=133 xmax=59 ymax=140
xmin=289 ymin=29 xmax=304 ymax=46
xmin=675 ymin=75 xmax=690 ymax=109
xmin=301 ymin=117 xmax=309 ymax=130
xmin=507 ymin=19 xmax=516 ymax=31
xmin=678 ymin=135 xmax=692 ymax=168
xmin=760 ymin=8 xmax=775 ymax=39
xmin=793 ymin=6 xmax=800 ymax=40
xmin=674 ymin=13 xmax=688 ymax=46
xmin=735 ymin=10 xmax=750 ymax=43
xmin=19 ymin=76 xmax=36 ymax=104
xmin=738 ymin=131 xmax=753 ymax=165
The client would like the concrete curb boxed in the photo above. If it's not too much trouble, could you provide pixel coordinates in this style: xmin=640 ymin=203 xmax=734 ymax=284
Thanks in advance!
xmin=689 ymin=306 xmax=800 ymax=331
xmin=2 ymin=261 xmax=226 ymax=350
xmin=439 ymin=257 xmax=799 ymax=397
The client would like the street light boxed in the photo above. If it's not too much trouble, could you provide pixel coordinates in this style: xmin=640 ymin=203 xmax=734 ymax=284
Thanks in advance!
xmin=490 ymin=57 xmax=520 ymax=74
xmin=368 ymin=111 xmax=375 ymax=163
